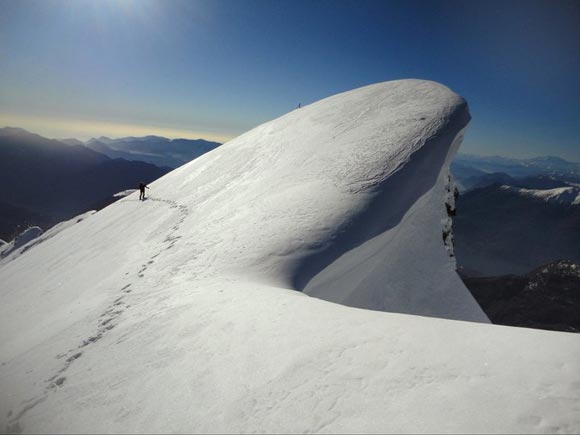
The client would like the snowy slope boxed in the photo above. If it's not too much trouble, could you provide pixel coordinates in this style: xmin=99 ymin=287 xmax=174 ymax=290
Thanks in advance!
xmin=146 ymin=79 xmax=486 ymax=322
xmin=0 ymin=211 xmax=96 ymax=262
xmin=1 ymin=80 xmax=579 ymax=434
xmin=500 ymin=185 xmax=580 ymax=205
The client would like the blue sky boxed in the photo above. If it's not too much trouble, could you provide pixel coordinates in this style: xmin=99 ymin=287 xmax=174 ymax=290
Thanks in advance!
xmin=1 ymin=0 xmax=579 ymax=160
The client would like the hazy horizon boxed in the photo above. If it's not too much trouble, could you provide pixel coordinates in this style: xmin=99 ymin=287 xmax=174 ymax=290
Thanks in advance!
xmin=2 ymin=123 xmax=579 ymax=164
xmin=0 ymin=114 xmax=235 ymax=144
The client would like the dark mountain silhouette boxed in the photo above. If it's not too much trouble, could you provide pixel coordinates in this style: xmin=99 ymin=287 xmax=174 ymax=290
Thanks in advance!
xmin=453 ymin=178 xmax=580 ymax=276
xmin=0 ymin=127 xmax=170 ymax=238
xmin=462 ymin=260 xmax=580 ymax=332
xmin=85 ymin=135 xmax=221 ymax=168
xmin=0 ymin=201 xmax=54 ymax=242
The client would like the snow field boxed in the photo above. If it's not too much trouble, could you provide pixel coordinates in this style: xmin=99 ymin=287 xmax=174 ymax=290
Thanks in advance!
xmin=1 ymin=80 xmax=579 ymax=433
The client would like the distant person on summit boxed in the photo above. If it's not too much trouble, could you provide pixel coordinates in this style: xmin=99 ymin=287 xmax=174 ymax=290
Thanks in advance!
xmin=138 ymin=182 xmax=149 ymax=201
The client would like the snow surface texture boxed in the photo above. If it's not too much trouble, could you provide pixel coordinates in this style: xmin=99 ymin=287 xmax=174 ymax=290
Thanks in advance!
xmin=1 ymin=80 xmax=579 ymax=433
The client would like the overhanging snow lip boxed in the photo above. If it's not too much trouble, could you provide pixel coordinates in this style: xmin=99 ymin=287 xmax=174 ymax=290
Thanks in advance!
xmin=292 ymin=102 xmax=471 ymax=293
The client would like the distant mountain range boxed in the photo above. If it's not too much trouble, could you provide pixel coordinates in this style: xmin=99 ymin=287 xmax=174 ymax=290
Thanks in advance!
xmin=0 ymin=127 xmax=221 ymax=241
xmin=452 ymin=153 xmax=580 ymax=192
xmin=445 ymin=154 xmax=580 ymax=333
xmin=452 ymin=175 xmax=580 ymax=276
xmin=499 ymin=185 xmax=580 ymax=205
xmin=453 ymin=153 xmax=580 ymax=177
xmin=83 ymin=135 xmax=221 ymax=169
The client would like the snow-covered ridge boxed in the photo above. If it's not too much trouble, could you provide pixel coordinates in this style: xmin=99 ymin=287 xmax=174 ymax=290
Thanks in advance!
xmin=0 ymin=211 xmax=96 ymax=262
xmin=500 ymin=184 xmax=580 ymax=205
xmin=146 ymin=79 xmax=486 ymax=322
xmin=1 ymin=80 xmax=579 ymax=433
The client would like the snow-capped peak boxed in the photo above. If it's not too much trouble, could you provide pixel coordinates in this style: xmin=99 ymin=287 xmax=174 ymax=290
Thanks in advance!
xmin=500 ymin=184 xmax=580 ymax=205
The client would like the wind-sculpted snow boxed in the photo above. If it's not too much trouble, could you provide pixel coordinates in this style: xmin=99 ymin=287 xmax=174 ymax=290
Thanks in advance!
xmin=145 ymin=79 xmax=487 ymax=321
xmin=1 ymin=80 xmax=579 ymax=434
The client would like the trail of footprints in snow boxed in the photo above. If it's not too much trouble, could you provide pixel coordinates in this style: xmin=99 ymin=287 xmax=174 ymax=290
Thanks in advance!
xmin=5 ymin=197 xmax=190 ymax=434
xmin=137 ymin=197 xmax=189 ymax=278
xmin=49 ymin=282 xmax=135 ymax=388
xmin=5 ymin=282 xmax=135 ymax=433
xmin=49 ymin=197 xmax=190 ymax=383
